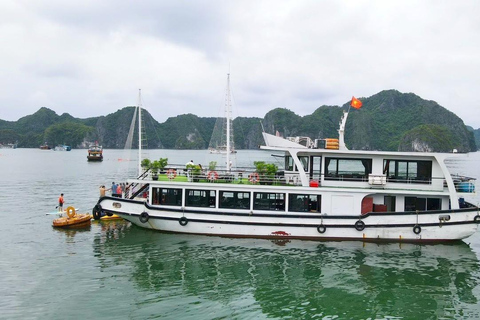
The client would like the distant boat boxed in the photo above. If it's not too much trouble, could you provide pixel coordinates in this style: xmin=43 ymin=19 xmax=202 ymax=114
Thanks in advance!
xmin=54 ymin=145 xmax=71 ymax=151
xmin=0 ymin=142 xmax=17 ymax=149
xmin=40 ymin=143 xmax=51 ymax=150
xmin=87 ymin=143 xmax=103 ymax=161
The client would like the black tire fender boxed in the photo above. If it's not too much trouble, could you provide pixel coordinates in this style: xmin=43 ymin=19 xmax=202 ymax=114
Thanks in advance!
xmin=179 ymin=217 xmax=188 ymax=226
xmin=317 ymin=224 xmax=326 ymax=234
xmin=355 ymin=220 xmax=365 ymax=231
xmin=139 ymin=211 xmax=149 ymax=223
xmin=92 ymin=204 xmax=102 ymax=220
xmin=413 ymin=225 xmax=422 ymax=235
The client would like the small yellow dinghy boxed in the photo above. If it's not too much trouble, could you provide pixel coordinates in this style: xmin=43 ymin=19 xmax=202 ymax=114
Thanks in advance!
xmin=100 ymin=214 xmax=122 ymax=221
xmin=53 ymin=206 xmax=92 ymax=228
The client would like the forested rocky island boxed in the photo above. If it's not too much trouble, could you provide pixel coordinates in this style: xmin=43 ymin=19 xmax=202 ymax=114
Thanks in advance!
xmin=0 ymin=90 xmax=478 ymax=152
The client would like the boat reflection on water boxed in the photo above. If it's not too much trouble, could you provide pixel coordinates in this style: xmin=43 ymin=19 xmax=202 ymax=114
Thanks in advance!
xmin=93 ymin=224 xmax=480 ymax=319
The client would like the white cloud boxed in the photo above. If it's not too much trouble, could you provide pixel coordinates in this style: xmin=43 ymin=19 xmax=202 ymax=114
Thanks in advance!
xmin=0 ymin=0 xmax=479 ymax=128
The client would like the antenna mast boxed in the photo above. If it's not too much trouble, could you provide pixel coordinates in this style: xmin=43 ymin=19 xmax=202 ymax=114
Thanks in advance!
xmin=226 ymin=74 xmax=232 ymax=171
xmin=138 ymin=89 xmax=142 ymax=176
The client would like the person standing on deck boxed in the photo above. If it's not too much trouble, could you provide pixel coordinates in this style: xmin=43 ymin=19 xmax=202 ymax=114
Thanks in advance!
xmin=99 ymin=185 xmax=106 ymax=197
xmin=116 ymin=184 xmax=122 ymax=198
xmin=58 ymin=193 xmax=64 ymax=212
xmin=111 ymin=182 xmax=118 ymax=197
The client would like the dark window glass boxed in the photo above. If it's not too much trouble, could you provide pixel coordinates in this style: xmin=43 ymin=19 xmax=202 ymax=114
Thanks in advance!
xmin=219 ymin=191 xmax=250 ymax=209
xmin=186 ymin=189 xmax=216 ymax=208
xmin=405 ymin=197 xmax=440 ymax=211
xmin=324 ymin=157 xmax=372 ymax=181
xmin=253 ymin=192 xmax=285 ymax=211
xmin=384 ymin=160 xmax=432 ymax=184
xmin=288 ymin=194 xmax=321 ymax=212
xmin=152 ymin=188 xmax=182 ymax=206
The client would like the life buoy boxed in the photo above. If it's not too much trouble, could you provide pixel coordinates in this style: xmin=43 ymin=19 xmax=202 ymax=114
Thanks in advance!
xmin=179 ymin=217 xmax=188 ymax=226
xmin=355 ymin=220 xmax=365 ymax=231
xmin=92 ymin=204 xmax=103 ymax=220
xmin=66 ymin=206 xmax=76 ymax=218
xmin=166 ymin=169 xmax=177 ymax=180
xmin=474 ymin=215 xmax=480 ymax=223
xmin=413 ymin=225 xmax=422 ymax=235
xmin=248 ymin=172 xmax=260 ymax=184
xmin=207 ymin=170 xmax=219 ymax=181
xmin=317 ymin=224 xmax=326 ymax=234
xmin=139 ymin=211 xmax=149 ymax=223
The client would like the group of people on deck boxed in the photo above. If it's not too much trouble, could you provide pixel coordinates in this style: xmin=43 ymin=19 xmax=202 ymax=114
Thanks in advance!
xmin=99 ymin=182 xmax=128 ymax=198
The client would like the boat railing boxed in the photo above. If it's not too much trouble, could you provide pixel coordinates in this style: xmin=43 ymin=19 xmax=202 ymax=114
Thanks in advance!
xmin=125 ymin=169 xmax=151 ymax=199
xmin=447 ymin=174 xmax=476 ymax=193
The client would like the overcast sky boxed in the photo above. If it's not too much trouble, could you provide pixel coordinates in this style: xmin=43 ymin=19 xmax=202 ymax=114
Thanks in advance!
xmin=1 ymin=1 xmax=480 ymax=128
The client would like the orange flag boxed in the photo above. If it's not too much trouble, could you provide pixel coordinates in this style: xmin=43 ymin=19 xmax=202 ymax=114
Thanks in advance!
xmin=350 ymin=96 xmax=362 ymax=109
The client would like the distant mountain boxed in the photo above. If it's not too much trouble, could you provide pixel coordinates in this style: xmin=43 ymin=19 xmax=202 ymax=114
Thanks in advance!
xmin=0 ymin=90 xmax=476 ymax=152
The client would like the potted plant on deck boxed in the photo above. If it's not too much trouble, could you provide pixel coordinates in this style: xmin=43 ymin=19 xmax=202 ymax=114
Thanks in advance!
xmin=191 ymin=165 xmax=202 ymax=182
xmin=158 ymin=157 xmax=168 ymax=174
xmin=150 ymin=160 xmax=161 ymax=180
xmin=254 ymin=161 xmax=278 ymax=185
xmin=141 ymin=158 xmax=151 ymax=172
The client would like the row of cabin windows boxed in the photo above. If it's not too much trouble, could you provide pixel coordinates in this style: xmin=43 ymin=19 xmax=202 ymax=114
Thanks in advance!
xmin=404 ymin=197 xmax=441 ymax=211
xmin=151 ymin=187 xmax=321 ymax=212
xmin=285 ymin=156 xmax=433 ymax=184
xmin=152 ymin=187 xmax=441 ymax=213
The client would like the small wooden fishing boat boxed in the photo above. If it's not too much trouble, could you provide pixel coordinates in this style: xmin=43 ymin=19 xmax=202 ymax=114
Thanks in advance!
xmin=52 ymin=206 xmax=92 ymax=228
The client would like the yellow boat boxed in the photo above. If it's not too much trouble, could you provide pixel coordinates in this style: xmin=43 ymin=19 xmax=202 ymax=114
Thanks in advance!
xmin=100 ymin=214 xmax=122 ymax=221
xmin=52 ymin=206 xmax=92 ymax=228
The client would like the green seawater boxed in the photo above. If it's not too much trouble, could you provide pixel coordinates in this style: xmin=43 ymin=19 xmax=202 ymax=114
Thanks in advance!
xmin=1 ymin=148 xmax=480 ymax=319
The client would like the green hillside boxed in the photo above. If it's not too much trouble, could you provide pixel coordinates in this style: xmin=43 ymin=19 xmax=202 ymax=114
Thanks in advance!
xmin=0 ymin=90 xmax=476 ymax=152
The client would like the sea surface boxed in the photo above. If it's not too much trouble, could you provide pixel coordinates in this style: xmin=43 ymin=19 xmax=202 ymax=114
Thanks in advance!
xmin=1 ymin=148 xmax=480 ymax=319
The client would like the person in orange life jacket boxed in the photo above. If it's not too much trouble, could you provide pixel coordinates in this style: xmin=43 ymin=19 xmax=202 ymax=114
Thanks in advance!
xmin=58 ymin=193 xmax=64 ymax=212
xmin=116 ymin=184 xmax=122 ymax=198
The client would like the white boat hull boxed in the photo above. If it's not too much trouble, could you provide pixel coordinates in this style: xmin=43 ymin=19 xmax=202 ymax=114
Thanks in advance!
xmin=96 ymin=197 xmax=479 ymax=242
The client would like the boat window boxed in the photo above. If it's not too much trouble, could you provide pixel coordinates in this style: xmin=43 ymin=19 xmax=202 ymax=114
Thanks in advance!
xmin=286 ymin=156 xmax=294 ymax=171
xmin=324 ymin=157 xmax=372 ymax=181
xmin=152 ymin=188 xmax=182 ymax=206
xmin=405 ymin=197 xmax=441 ymax=211
xmin=299 ymin=156 xmax=309 ymax=172
xmin=186 ymin=189 xmax=216 ymax=208
xmin=253 ymin=192 xmax=285 ymax=211
xmin=285 ymin=156 xmax=309 ymax=172
xmin=384 ymin=196 xmax=396 ymax=212
xmin=288 ymin=194 xmax=321 ymax=212
xmin=383 ymin=160 xmax=432 ymax=184
xmin=219 ymin=191 xmax=250 ymax=209
xmin=309 ymin=156 xmax=322 ymax=180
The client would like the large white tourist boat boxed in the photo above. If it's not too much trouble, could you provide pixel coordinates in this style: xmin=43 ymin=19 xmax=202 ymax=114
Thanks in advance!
xmin=94 ymin=96 xmax=479 ymax=242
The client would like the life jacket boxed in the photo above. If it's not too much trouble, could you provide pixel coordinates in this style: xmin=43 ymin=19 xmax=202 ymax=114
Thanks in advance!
xmin=59 ymin=196 xmax=64 ymax=204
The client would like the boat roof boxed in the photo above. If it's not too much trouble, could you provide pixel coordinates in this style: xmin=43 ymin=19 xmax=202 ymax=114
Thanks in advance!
xmin=261 ymin=132 xmax=466 ymax=161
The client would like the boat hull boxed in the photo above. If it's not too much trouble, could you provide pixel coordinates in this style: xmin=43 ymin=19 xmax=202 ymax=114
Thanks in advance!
xmin=96 ymin=197 xmax=480 ymax=242
xmin=52 ymin=214 xmax=92 ymax=228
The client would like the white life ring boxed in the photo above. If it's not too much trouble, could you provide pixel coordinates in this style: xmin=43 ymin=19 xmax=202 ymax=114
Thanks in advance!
xmin=166 ymin=169 xmax=177 ymax=180
xmin=207 ymin=170 xmax=219 ymax=181
xmin=248 ymin=172 xmax=260 ymax=184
